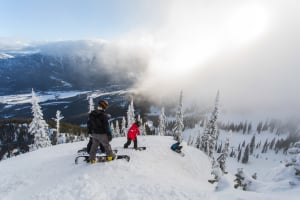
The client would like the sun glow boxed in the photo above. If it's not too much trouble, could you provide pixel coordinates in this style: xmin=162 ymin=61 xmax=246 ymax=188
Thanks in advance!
xmin=226 ymin=4 xmax=269 ymax=45
xmin=137 ymin=2 xmax=270 ymax=92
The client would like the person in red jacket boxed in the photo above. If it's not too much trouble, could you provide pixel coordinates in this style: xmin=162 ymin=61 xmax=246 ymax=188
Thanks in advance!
xmin=124 ymin=121 xmax=141 ymax=149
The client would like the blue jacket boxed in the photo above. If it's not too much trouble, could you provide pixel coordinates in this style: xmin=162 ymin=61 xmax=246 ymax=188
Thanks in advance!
xmin=171 ymin=142 xmax=181 ymax=151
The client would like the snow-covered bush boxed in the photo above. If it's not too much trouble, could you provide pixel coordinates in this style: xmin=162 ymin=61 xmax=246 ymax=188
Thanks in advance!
xmin=57 ymin=134 xmax=66 ymax=144
xmin=208 ymin=158 xmax=223 ymax=184
xmin=288 ymin=142 xmax=300 ymax=155
xmin=234 ymin=168 xmax=255 ymax=191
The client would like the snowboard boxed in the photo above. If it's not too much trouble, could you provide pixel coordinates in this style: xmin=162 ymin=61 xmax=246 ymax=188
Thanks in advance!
xmin=124 ymin=146 xmax=146 ymax=151
xmin=75 ymin=155 xmax=130 ymax=164
xmin=172 ymin=149 xmax=185 ymax=157
xmin=77 ymin=147 xmax=118 ymax=155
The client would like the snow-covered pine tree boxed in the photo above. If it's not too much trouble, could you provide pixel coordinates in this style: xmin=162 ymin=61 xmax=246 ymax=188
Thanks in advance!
xmin=141 ymin=123 xmax=147 ymax=136
xmin=173 ymin=91 xmax=184 ymax=142
xmin=52 ymin=110 xmax=64 ymax=145
xmin=187 ymin=134 xmax=193 ymax=146
xmin=234 ymin=168 xmax=252 ymax=190
xmin=237 ymin=148 xmax=242 ymax=162
xmin=187 ymin=125 xmax=200 ymax=146
xmin=218 ymin=132 xmax=230 ymax=174
xmin=136 ymin=114 xmax=145 ymax=135
xmin=242 ymin=140 xmax=246 ymax=147
xmin=194 ymin=132 xmax=202 ymax=149
xmin=28 ymin=89 xmax=51 ymax=151
xmin=110 ymin=123 xmax=116 ymax=138
xmin=88 ymin=96 xmax=95 ymax=113
xmin=269 ymin=137 xmax=276 ymax=150
xmin=242 ymin=144 xmax=250 ymax=164
xmin=201 ymin=91 xmax=220 ymax=158
xmin=115 ymin=120 xmax=121 ymax=137
xmin=250 ymin=135 xmax=256 ymax=154
xmin=158 ymin=107 xmax=167 ymax=136
xmin=247 ymin=123 xmax=252 ymax=134
xmin=224 ymin=131 xmax=231 ymax=156
xmin=257 ymin=122 xmax=263 ymax=134
xmin=230 ymin=147 xmax=236 ymax=157
xmin=208 ymin=157 xmax=222 ymax=184
xmin=261 ymin=139 xmax=268 ymax=153
xmin=127 ymin=99 xmax=135 ymax=128
xmin=192 ymin=123 xmax=202 ymax=148
xmin=217 ymin=142 xmax=222 ymax=153
xmin=121 ymin=116 xmax=127 ymax=137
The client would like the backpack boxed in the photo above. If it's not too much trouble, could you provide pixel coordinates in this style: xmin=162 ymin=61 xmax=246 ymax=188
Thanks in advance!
xmin=87 ymin=111 xmax=104 ymax=134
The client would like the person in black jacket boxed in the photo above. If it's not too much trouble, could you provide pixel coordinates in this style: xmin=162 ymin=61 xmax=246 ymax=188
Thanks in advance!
xmin=86 ymin=113 xmax=111 ymax=154
xmin=88 ymin=100 xmax=115 ymax=163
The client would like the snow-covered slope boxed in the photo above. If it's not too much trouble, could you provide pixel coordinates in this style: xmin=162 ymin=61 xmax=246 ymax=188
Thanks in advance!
xmin=0 ymin=136 xmax=299 ymax=200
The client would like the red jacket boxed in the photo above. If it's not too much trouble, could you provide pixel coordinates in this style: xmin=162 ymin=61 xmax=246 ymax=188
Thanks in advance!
xmin=127 ymin=123 xmax=140 ymax=140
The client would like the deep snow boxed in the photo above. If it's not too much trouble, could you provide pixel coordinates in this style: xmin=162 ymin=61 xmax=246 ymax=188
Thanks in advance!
xmin=0 ymin=136 xmax=299 ymax=200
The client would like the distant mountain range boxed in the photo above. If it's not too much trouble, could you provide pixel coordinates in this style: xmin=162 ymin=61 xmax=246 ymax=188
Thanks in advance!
xmin=0 ymin=40 xmax=148 ymax=123
xmin=0 ymin=46 xmax=133 ymax=95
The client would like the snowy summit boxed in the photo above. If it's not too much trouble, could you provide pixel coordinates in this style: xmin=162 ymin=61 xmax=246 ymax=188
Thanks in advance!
xmin=0 ymin=136 xmax=299 ymax=200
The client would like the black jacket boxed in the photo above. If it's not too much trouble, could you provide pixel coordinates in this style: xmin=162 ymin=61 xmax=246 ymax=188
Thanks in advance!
xmin=87 ymin=110 xmax=110 ymax=135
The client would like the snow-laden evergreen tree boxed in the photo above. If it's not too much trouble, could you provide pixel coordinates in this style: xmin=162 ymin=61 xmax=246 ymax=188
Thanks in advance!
xmin=237 ymin=148 xmax=242 ymax=162
xmin=88 ymin=96 xmax=95 ymax=113
xmin=110 ymin=123 xmax=116 ymax=138
xmin=187 ymin=134 xmax=193 ymax=146
xmin=222 ymin=132 xmax=230 ymax=158
xmin=127 ymin=99 xmax=135 ymax=128
xmin=194 ymin=132 xmax=202 ymax=149
xmin=137 ymin=115 xmax=146 ymax=135
xmin=201 ymin=91 xmax=220 ymax=158
xmin=208 ymin=157 xmax=222 ymax=184
xmin=261 ymin=139 xmax=268 ymax=153
xmin=28 ymin=89 xmax=51 ymax=151
xmin=217 ymin=142 xmax=222 ymax=153
xmin=173 ymin=91 xmax=184 ymax=142
xmin=242 ymin=144 xmax=250 ymax=164
xmin=121 ymin=116 xmax=127 ymax=137
xmin=193 ymin=123 xmax=202 ymax=148
xmin=269 ymin=137 xmax=276 ymax=150
xmin=234 ymin=168 xmax=254 ymax=191
xmin=115 ymin=120 xmax=121 ymax=137
xmin=217 ymin=132 xmax=230 ymax=174
xmin=250 ymin=135 xmax=256 ymax=154
xmin=284 ymin=154 xmax=300 ymax=181
xmin=158 ymin=107 xmax=167 ymax=136
xmin=52 ymin=110 xmax=64 ymax=145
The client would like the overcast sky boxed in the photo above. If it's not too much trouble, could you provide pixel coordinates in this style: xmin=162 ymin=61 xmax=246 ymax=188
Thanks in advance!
xmin=1 ymin=0 xmax=299 ymax=120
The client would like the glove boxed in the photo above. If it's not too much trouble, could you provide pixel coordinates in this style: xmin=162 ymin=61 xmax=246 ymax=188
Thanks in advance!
xmin=107 ymin=134 xmax=112 ymax=142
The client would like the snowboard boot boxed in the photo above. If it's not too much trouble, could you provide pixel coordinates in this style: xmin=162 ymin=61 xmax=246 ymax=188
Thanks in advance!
xmin=107 ymin=153 xmax=116 ymax=161
xmin=90 ymin=159 xmax=96 ymax=164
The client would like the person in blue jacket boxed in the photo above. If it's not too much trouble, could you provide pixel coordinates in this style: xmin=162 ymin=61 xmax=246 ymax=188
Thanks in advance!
xmin=171 ymin=142 xmax=183 ymax=153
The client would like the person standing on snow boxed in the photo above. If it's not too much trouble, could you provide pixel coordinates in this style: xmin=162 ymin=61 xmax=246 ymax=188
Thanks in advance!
xmin=88 ymin=100 xmax=115 ymax=163
xmin=124 ymin=120 xmax=141 ymax=150
xmin=86 ymin=113 xmax=112 ymax=154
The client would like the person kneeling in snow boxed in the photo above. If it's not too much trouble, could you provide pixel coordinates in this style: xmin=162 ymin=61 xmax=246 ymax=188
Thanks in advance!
xmin=124 ymin=120 xmax=141 ymax=150
xmin=171 ymin=142 xmax=183 ymax=153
